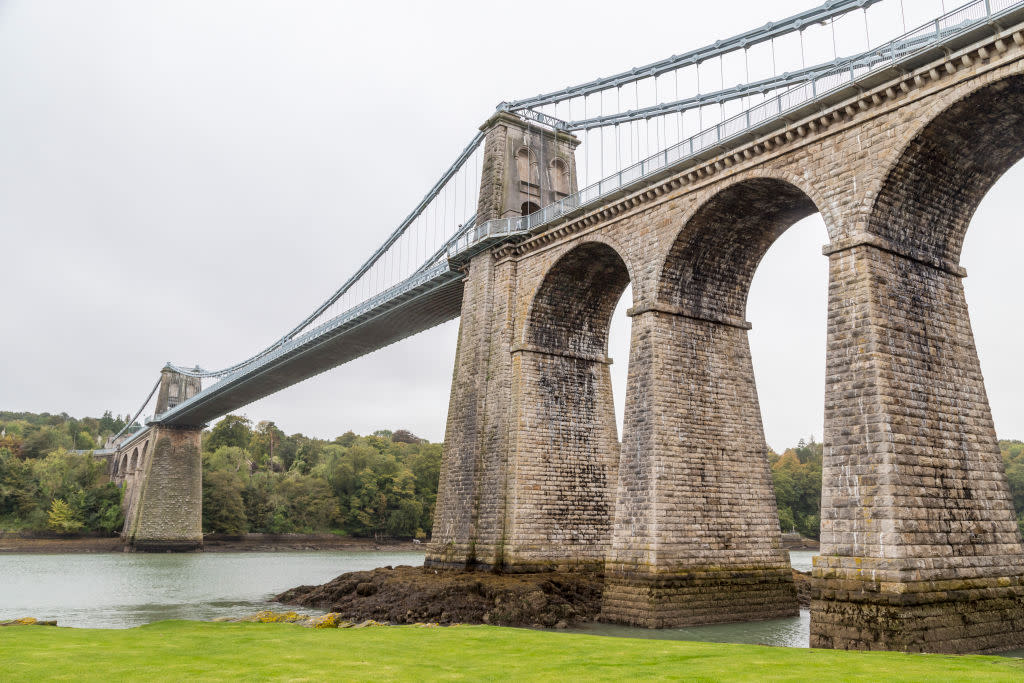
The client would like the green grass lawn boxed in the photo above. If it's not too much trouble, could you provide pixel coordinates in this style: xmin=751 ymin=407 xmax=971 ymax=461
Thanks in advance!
xmin=2 ymin=622 xmax=1024 ymax=682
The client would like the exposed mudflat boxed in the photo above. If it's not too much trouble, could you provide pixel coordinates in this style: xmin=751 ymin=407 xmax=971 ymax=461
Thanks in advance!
xmin=276 ymin=565 xmax=604 ymax=628
xmin=0 ymin=534 xmax=415 ymax=554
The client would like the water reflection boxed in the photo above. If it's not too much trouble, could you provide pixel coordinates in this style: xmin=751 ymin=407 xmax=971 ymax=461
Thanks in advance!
xmin=570 ymin=611 xmax=810 ymax=649
xmin=788 ymin=550 xmax=815 ymax=572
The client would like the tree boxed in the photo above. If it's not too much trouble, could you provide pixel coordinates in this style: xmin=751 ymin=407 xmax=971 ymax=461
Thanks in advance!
xmin=334 ymin=431 xmax=357 ymax=447
xmin=72 ymin=484 xmax=124 ymax=534
xmin=47 ymin=498 xmax=83 ymax=533
xmin=205 ymin=415 xmax=252 ymax=452
xmin=250 ymin=421 xmax=285 ymax=468
xmin=242 ymin=475 xmax=275 ymax=533
xmin=22 ymin=426 xmax=69 ymax=459
xmin=392 ymin=429 xmax=423 ymax=444
xmin=202 ymin=470 xmax=247 ymax=534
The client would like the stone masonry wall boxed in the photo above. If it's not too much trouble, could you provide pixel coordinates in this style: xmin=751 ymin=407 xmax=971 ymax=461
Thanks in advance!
xmin=812 ymin=244 xmax=1024 ymax=652
xmin=123 ymin=426 xmax=202 ymax=552
xmin=602 ymin=310 xmax=797 ymax=626
xmin=430 ymin=26 xmax=1024 ymax=651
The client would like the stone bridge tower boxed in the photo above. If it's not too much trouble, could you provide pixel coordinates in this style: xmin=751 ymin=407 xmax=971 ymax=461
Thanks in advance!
xmin=118 ymin=365 xmax=204 ymax=552
xmin=428 ymin=112 xmax=589 ymax=571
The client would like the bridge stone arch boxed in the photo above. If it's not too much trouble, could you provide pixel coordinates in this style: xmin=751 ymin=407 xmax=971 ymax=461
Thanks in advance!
xmin=655 ymin=175 xmax=824 ymax=317
xmin=866 ymin=67 xmax=1024 ymax=262
xmin=522 ymin=235 xmax=638 ymax=351
xmin=129 ymin=448 xmax=139 ymax=473
xmin=501 ymin=240 xmax=635 ymax=571
xmin=603 ymin=175 xmax=828 ymax=627
xmin=811 ymin=68 xmax=1024 ymax=652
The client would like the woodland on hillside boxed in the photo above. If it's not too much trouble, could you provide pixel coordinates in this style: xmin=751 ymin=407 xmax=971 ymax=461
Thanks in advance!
xmin=3 ymin=410 xmax=1024 ymax=540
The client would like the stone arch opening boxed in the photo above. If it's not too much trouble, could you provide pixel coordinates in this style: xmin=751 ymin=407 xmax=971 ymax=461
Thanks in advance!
xmin=512 ymin=240 xmax=632 ymax=569
xmin=603 ymin=176 xmax=824 ymax=627
xmin=868 ymin=74 xmax=1024 ymax=263
xmin=129 ymin=448 xmax=139 ymax=473
xmin=528 ymin=241 xmax=632 ymax=357
xmin=520 ymin=201 xmax=540 ymax=215
xmin=658 ymin=177 xmax=819 ymax=317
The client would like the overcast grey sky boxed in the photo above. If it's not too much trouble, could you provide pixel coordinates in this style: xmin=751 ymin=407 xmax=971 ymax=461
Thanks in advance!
xmin=2 ymin=0 xmax=1021 ymax=451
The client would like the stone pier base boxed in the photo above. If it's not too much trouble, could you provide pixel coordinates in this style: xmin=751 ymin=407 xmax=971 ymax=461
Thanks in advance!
xmin=601 ymin=565 xmax=798 ymax=628
xmin=123 ymin=425 xmax=203 ymax=553
xmin=811 ymin=572 xmax=1024 ymax=653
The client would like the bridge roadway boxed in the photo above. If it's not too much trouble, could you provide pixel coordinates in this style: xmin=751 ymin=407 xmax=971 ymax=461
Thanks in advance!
xmin=150 ymin=0 xmax=1024 ymax=431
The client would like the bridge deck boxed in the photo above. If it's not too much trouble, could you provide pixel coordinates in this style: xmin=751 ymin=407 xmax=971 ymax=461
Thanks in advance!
xmin=158 ymin=265 xmax=464 ymax=427
xmin=151 ymin=0 xmax=1024 ymax=430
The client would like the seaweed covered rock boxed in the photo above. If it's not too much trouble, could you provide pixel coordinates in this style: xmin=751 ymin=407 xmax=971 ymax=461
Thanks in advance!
xmin=276 ymin=565 xmax=603 ymax=628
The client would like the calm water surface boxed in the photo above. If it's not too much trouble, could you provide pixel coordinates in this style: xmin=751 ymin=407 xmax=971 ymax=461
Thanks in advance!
xmin=0 ymin=549 xmax=816 ymax=643
xmin=15 ymin=548 xmax=1015 ymax=655
xmin=568 ymin=550 xmax=815 ymax=648
xmin=0 ymin=550 xmax=423 ymax=628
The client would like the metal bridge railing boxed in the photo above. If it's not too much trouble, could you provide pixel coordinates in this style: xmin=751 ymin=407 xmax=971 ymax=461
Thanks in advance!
xmin=156 ymin=259 xmax=456 ymax=424
xmin=451 ymin=0 xmax=1022 ymax=262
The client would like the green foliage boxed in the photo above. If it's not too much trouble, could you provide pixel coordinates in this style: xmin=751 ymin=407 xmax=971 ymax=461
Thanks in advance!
xmin=47 ymin=498 xmax=83 ymax=533
xmin=73 ymin=484 xmax=124 ymax=534
xmin=0 ymin=430 xmax=122 ymax=534
xmin=769 ymin=438 xmax=823 ymax=539
xmin=0 ymin=409 xmax=130 ymax=460
xmin=194 ymin=416 xmax=441 ymax=538
xmin=202 ymin=470 xmax=247 ymax=534
xmin=204 ymin=415 xmax=253 ymax=452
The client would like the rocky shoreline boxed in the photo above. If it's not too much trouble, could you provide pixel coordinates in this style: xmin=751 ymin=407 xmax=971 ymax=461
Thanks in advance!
xmin=276 ymin=565 xmax=604 ymax=628
xmin=276 ymin=565 xmax=813 ymax=629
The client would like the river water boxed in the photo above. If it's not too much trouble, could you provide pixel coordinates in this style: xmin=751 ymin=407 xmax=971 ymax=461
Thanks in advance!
xmin=0 ymin=549 xmax=816 ymax=643
xmin=10 ymin=549 xmax=1011 ymax=653
xmin=0 ymin=550 xmax=424 ymax=629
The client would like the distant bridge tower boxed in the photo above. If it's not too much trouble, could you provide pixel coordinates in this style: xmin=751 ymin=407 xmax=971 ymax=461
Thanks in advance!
xmin=118 ymin=365 xmax=204 ymax=552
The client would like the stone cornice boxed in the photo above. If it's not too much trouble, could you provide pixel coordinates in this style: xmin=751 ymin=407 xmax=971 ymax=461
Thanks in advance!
xmin=627 ymin=303 xmax=752 ymax=330
xmin=510 ymin=344 xmax=612 ymax=365
xmin=823 ymin=234 xmax=968 ymax=277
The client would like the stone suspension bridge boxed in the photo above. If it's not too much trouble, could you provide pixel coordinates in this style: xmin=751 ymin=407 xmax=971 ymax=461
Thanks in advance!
xmin=100 ymin=0 xmax=1024 ymax=653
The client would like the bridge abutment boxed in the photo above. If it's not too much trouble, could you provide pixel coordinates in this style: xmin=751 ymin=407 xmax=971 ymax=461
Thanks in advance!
xmin=122 ymin=424 xmax=203 ymax=552
xmin=118 ymin=367 xmax=204 ymax=552
xmin=811 ymin=243 xmax=1024 ymax=653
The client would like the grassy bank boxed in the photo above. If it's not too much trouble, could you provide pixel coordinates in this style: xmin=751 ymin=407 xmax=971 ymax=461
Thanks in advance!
xmin=2 ymin=622 xmax=1024 ymax=681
